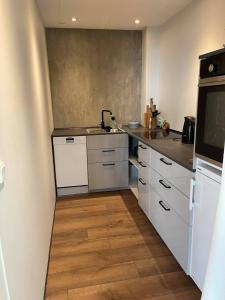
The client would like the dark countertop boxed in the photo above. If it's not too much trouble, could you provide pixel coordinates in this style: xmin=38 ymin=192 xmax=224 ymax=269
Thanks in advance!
xmin=52 ymin=127 xmax=126 ymax=137
xmin=124 ymin=126 xmax=194 ymax=172
xmin=52 ymin=126 xmax=195 ymax=172
xmin=52 ymin=127 xmax=89 ymax=137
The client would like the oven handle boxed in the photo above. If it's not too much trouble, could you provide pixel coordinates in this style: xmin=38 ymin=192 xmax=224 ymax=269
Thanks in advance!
xmin=199 ymin=76 xmax=225 ymax=87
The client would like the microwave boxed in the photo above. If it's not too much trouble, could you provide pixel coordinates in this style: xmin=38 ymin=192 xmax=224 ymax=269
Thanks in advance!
xmin=195 ymin=48 xmax=225 ymax=167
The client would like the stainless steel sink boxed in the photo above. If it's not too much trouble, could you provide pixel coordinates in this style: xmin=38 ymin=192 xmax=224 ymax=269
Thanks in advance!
xmin=86 ymin=127 xmax=124 ymax=134
xmin=86 ymin=128 xmax=106 ymax=134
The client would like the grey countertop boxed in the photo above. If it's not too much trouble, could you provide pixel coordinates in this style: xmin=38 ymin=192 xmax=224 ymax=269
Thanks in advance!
xmin=52 ymin=126 xmax=195 ymax=172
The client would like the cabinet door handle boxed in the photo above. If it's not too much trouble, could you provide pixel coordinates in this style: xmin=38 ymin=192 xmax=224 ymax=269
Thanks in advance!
xmin=139 ymin=144 xmax=147 ymax=150
xmin=138 ymin=161 xmax=147 ymax=168
xmin=160 ymin=157 xmax=172 ymax=166
xmin=159 ymin=200 xmax=171 ymax=211
xmin=138 ymin=178 xmax=147 ymax=185
xmin=102 ymin=149 xmax=115 ymax=153
xmin=189 ymin=178 xmax=195 ymax=210
xmin=159 ymin=179 xmax=171 ymax=189
xmin=102 ymin=163 xmax=115 ymax=166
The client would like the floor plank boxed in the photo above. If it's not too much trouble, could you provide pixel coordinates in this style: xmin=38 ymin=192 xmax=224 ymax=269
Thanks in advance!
xmin=45 ymin=190 xmax=201 ymax=299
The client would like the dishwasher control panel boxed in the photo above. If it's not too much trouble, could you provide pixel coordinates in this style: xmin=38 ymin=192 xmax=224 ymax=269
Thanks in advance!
xmin=53 ymin=136 xmax=86 ymax=145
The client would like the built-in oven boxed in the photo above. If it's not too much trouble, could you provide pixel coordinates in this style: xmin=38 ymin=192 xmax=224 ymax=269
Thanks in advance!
xmin=195 ymin=49 xmax=225 ymax=167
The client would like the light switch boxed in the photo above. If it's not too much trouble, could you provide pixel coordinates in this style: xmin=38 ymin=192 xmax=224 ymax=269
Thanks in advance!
xmin=0 ymin=161 xmax=5 ymax=184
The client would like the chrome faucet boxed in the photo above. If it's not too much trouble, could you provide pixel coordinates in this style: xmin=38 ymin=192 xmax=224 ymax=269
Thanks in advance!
xmin=101 ymin=110 xmax=112 ymax=129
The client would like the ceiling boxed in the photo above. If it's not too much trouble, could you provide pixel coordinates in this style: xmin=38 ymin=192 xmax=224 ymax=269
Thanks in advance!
xmin=36 ymin=0 xmax=193 ymax=30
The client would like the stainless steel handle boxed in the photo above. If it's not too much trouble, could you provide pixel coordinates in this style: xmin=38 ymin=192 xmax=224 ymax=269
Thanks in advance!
xmin=139 ymin=144 xmax=147 ymax=150
xmin=102 ymin=163 xmax=115 ymax=166
xmin=159 ymin=200 xmax=171 ymax=211
xmin=138 ymin=178 xmax=147 ymax=185
xmin=199 ymin=75 xmax=225 ymax=87
xmin=159 ymin=179 xmax=171 ymax=189
xmin=189 ymin=178 xmax=195 ymax=210
xmin=160 ymin=158 xmax=172 ymax=166
xmin=138 ymin=161 xmax=147 ymax=168
xmin=102 ymin=149 xmax=115 ymax=153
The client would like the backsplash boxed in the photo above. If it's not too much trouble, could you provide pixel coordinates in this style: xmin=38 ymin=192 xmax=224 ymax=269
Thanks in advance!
xmin=46 ymin=28 xmax=142 ymax=128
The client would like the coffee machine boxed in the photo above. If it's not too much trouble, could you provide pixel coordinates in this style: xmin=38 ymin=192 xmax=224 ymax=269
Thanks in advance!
xmin=182 ymin=116 xmax=195 ymax=144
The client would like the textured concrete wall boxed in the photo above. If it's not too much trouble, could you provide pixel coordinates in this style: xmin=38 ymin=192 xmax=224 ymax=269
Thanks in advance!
xmin=46 ymin=29 xmax=142 ymax=128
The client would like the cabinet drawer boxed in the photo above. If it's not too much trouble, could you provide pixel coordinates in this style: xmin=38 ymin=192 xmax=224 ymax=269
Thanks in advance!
xmin=150 ymin=166 xmax=189 ymax=224
xmin=88 ymin=148 xmax=128 ymax=163
xmin=138 ymin=162 xmax=151 ymax=184
xmin=149 ymin=148 xmax=192 ymax=197
xmin=138 ymin=142 xmax=151 ymax=164
xmin=138 ymin=176 xmax=150 ymax=216
xmin=88 ymin=161 xmax=128 ymax=191
xmin=149 ymin=194 xmax=189 ymax=273
xmin=87 ymin=134 xmax=128 ymax=149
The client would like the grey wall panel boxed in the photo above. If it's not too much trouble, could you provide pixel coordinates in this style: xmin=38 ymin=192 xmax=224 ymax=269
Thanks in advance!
xmin=46 ymin=29 xmax=142 ymax=128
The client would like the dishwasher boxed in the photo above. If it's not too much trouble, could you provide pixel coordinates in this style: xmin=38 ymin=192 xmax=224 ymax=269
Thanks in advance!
xmin=53 ymin=136 xmax=88 ymax=196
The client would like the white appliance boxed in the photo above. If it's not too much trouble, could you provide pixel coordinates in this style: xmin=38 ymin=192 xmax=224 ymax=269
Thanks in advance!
xmin=190 ymin=159 xmax=222 ymax=291
xmin=53 ymin=136 xmax=88 ymax=196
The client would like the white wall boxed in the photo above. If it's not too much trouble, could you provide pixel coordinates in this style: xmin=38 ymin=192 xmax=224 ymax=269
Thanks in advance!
xmin=0 ymin=0 xmax=55 ymax=299
xmin=144 ymin=0 xmax=225 ymax=131
xmin=141 ymin=28 xmax=160 ymax=124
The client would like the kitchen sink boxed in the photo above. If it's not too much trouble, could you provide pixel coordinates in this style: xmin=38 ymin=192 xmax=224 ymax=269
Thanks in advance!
xmin=86 ymin=128 xmax=106 ymax=134
xmin=86 ymin=127 xmax=124 ymax=134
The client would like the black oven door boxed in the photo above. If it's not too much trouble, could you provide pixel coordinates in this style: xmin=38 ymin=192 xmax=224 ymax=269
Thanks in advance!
xmin=195 ymin=80 xmax=225 ymax=165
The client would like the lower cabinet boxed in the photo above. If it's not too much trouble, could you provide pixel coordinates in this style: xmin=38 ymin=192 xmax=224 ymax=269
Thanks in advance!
xmin=138 ymin=141 xmax=192 ymax=274
xmin=149 ymin=183 xmax=190 ymax=273
xmin=138 ymin=177 xmax=149 ymax=216
xmin=88 ymin=161 xmax=128 ymax=191
xmin=87 ymin=134 xmax=129 ymax=192
xmin=138 ymin=163 xmax=150 ymax=216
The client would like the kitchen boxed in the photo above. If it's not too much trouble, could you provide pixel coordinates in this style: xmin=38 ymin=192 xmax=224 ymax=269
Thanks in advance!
xmin=0 ymin=0 xmax=225 ymax=300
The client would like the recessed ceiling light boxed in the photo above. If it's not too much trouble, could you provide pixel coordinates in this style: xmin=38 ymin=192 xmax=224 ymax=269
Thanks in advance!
xmin=72 ymin=17 xmax=77 ymax=22
xmin=135 ymin=19 xmax=140 ymax=24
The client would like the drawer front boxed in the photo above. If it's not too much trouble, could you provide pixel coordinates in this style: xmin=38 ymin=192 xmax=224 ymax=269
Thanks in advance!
xmin=138 ymin=161 xmax=151 ymax=183
xmin=149 ymin=148 xmax=192 ymax=197
xmin=150 ymin=166 xmax=189 ymax=224
xmin=88 ymin=161 xmax=128 ymax=191
xmin=87 ymin=134 xmax=128 ymax=149
xmin=88 ymin=148 xmax=128 ymax=163
xmin=138 ymin=177 xmax=149 ymax=216
xmin=138 ymin=142 xmax=151 ymax=165
xmin=149 ymin=195 xmax=189 ymax=273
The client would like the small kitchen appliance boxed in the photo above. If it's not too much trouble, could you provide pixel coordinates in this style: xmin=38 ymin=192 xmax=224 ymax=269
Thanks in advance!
xmin=182 ymin=116 xmax=195 ymax=144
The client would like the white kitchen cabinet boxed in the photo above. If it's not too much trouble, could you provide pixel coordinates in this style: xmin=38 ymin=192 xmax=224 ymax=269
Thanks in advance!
xmin=149 ymin=148 xmax=192 ymax=197
xmin=138 ymin=147 xmax=151 ymax=216
xmin=149 ymin=167 xmax=190 ymax=224
xmin=138 ymin=177 xmax=149 ymax=215
xmin=191 ymin=163 xmax=221 ymax=291
xmin=138 ymin=141 xmax=192 ymax=274
xmin=138 ymin=163 xmax=150 ymax=216
xmin=149 ymin=188 xmax=190 ymax=273
xmin=138 ymin=142 xmax=151 ymax=165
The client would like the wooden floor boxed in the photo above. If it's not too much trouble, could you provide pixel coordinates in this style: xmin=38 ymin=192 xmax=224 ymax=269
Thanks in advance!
xmin=45 ymin=190 xmax=201 ymax=300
